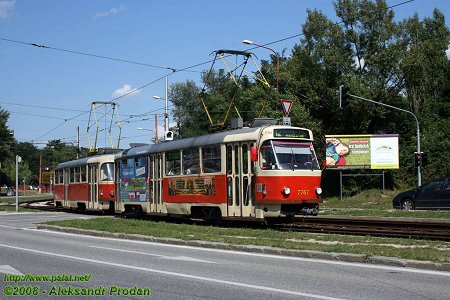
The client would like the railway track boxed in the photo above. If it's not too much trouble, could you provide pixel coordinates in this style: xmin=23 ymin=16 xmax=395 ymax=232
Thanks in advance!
xmin=270 ymin=216 xmax=450 ymax=241
xmin=16 ymin=201 xmax=450 ymax=241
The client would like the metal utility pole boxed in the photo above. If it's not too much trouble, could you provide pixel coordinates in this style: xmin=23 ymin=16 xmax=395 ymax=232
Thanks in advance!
xmin=344 ymin=92 xmax=422 ymax=187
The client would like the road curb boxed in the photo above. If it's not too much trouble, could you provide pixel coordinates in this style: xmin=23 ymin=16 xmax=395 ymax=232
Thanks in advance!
xmin=37 ymin=224 xmax=450 ymax=272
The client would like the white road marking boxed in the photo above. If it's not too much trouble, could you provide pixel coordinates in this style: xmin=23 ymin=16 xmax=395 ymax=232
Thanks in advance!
xmin=35 ymin=229 xmax=450 ymax=277
xmin=90 ymin=245 xmax=217 ymax=263
xmin=0 ymin=265 xmax=23 ymax=275
xmin=0 ymin=243 xmax=344 ymax=300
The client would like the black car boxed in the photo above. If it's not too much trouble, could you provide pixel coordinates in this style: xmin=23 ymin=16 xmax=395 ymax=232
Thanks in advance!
xmin=393 ymin=176 xmax=450 ymax=210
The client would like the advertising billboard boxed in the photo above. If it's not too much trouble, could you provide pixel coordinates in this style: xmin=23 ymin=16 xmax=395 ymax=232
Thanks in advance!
xmin=325 ymin=134 xmax=399 ymax=169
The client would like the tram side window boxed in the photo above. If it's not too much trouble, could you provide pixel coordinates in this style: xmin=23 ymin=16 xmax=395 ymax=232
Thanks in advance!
xmin=55 ymin=170 xmax=62 ymax=184
xmin=260 ymin=140 xmax=277 ymax=170
xmin=101 ymin=163 xmax=114 ymax=181
xmin=202 ymin=145 xmax=221 ymax=173
xmin=70 ymin=168 xmax=75 ymax=183
xmin=134 ymin=157 xmax=147 ymax=178
xmin=166 ymin=150 xmax=181 ymax=176
xmin=226 ymin=145 xmax=232 ymax=174
xmin=80 ymin=166 xmax=87 ymax=182
xmin=242 ymin=144 xmax=248 ymax=174
xmin=183 ymin=148 xmax=200 ymax=175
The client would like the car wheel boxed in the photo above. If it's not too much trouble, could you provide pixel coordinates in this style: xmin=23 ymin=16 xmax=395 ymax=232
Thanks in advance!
xmin=401 ymin=199 xmax=414 ymax=210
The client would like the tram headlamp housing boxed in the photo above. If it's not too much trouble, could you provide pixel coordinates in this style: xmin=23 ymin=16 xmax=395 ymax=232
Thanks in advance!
xmin=283 ymin=186 xmax=291 ymax=195
xmin=316 ymin=187 xmax=322 ymax=195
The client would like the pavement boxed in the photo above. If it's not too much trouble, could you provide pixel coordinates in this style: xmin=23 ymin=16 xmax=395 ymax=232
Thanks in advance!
xmin=37 ymin=224 xmax=450 ymax=273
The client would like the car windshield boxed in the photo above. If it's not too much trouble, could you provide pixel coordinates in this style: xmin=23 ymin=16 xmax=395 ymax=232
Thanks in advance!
xmin=260 ymin=140 xmax=319 ymax=170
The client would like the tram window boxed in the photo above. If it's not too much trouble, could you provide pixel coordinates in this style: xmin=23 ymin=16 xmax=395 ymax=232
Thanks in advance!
xmin=70 ymin=168 xmax=75 ymax=183
xmin=226 ymin=145 xmax=232 ymax=175
xmin=242 ymin=144 xmax=248 ymax=174
xmin=73 ymin=167 xmax=78 ymax=183
xmin=80 ymin=166 xmax=87 ymax=182
xmin=202 ymin=145 xmax=221 ymax=173
xmin=183 ymin=148 xmax=200 ymax=175
xmin=234 ymin=145 xmax=239 ymax=174
xmin=166 ymin=150 xmax=181 ymax=176
xmin=149 ymin=156 xmax=154 ymax=179
xmin=260 ymin=140 xmax=277 ymax=170
xmin=250 ymin=143 xmax=255 ymax=173
xmin=243 ymin=176 xmax=249 ymax=206
xmin=101 ymin=163 xmax=114 ymax=181
xmin=135 ymin=157 xmax=148 ymax=178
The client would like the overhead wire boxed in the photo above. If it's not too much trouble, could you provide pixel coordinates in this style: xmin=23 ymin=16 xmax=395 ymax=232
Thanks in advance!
xmin=3 ymin=0 xmax=417 ymax=144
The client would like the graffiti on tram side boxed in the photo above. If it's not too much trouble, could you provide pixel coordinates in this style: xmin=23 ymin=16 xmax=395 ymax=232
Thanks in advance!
xmin=120 ymin=177 xmax=148 ymax=202
xmin=168 ymin=177 xmax=216 ymax=196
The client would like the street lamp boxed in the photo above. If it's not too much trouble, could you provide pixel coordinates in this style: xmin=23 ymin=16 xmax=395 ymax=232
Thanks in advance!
xmin=243 ymin=39 xmax=280 ymax=102
xmin=137 ymin=127 xmax=157 ymax=143
xmin=153 ymin=77 xmax=169 ymax=135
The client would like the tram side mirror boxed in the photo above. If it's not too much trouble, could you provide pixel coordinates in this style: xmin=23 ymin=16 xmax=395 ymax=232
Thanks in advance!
xmin=250 ymin=146 xmax=258 ymax=162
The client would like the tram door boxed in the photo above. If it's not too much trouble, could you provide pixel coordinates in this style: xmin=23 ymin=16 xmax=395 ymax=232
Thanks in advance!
xmin=87 ymin=164 xmax=98 ymax=209
xmin=226 ymin=143 xmax=254 ymax=217
xmin=63 ymin=168 xmax=69 ymax=207
xmin=149 ymin=154 xmax=164 ymax=213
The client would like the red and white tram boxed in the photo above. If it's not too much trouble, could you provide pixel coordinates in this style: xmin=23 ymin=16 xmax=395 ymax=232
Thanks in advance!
xmin=116 ymin=124 xmax=322 ymax=219
xmin=53 ymin=154 xmax=116 ymax=212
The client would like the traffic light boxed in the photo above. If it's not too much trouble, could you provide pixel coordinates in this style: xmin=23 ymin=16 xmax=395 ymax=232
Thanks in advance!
xmin=339 ymin=85 xmax=351 ymax=108
xmin=414 ymin=152 xmax=427 ymax=168
xmin=420 ymin=152 xmax=427 ymax=167
xmin=414 ymin=152 xmax=421 ymax=168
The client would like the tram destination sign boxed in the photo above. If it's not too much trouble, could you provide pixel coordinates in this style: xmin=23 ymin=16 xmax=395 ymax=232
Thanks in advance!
xmin=325 ymin=134 xmax=399 ymax=170
xmin=274 ymin=128 xmax=310 ymax=139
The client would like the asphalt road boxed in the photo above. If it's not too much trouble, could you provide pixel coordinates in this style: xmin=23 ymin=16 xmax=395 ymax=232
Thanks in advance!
xmin=0 ymin=212 xmax=449 ymax=299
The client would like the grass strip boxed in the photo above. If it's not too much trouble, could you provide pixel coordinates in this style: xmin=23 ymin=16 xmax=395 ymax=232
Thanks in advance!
xmin=45 ymin=217 xmax=450 ymax=263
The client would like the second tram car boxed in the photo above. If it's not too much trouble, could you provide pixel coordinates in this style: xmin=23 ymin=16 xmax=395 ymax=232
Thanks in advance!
xmin=115 ymin=124 xmax=322 ymax=219
xmin=54 ymin=154 xmax=116 ymax=212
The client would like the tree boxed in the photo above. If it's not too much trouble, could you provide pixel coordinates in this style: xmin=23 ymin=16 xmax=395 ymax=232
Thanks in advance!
xmin=169 ymin=80 xmax=206 ymax=138
xmin=1 ymin=159 xmax=32 ymax=187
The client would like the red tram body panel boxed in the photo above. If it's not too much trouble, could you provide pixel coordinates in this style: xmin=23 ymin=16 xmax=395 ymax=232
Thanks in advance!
xmin=55 ymin=125 xmax=322 ymax=219
xmin=53 ymin=154 xmax=116 ymax=212
xmin=114 ymin=125 xmax=322 ymax=219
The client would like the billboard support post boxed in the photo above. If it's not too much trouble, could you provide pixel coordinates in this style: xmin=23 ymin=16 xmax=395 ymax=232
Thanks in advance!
xmin=340 ymin=172 xmax=385 ymax=201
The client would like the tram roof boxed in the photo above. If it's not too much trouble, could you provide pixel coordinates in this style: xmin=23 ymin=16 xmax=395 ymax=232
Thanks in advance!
xmin=55 ymin=153 xmax=116 ymax=169
xmin=120 ymin=125 xmax=313 ymax=159
xmin=120 ymin=126 xmax=264 ymax=159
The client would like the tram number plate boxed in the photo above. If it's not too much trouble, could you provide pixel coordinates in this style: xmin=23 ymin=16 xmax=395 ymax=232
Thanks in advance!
xmin=297 ymin=190 xmax=309 ymax=196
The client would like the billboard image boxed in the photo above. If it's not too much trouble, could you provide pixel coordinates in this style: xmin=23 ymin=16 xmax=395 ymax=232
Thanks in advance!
xmin=325 ymin=134 xmax=399 ymax=169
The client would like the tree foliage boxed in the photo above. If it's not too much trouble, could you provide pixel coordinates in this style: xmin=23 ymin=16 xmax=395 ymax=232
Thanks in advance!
xmin=169 ymin=0 xmax=449 ymax=191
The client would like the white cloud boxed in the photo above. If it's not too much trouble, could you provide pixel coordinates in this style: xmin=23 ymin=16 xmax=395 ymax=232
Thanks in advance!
xmin=0 ymin=0 xmax=15 ymax=20
xmin=93 ymin=5 xmax=125 ymax=20
xmin=446 ymin=45 xmax=450 ymax=59
xmin=112 ymin=84 xmax=141 ymax=99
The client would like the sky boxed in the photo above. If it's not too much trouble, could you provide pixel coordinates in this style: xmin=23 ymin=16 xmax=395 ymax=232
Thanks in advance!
xmin=0 ymin=0 xmax=449 ymax=149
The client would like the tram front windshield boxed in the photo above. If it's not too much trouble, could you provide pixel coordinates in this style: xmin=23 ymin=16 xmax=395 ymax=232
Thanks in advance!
xmin=260 ymin=140 xmax=319 ymax=170
xmin=101 ymin=163 xmax=114 ymax=181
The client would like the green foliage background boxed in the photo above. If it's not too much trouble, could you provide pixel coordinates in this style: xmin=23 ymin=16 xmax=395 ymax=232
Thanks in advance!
xmin=0 ymin=1 xmax=448 ymax=196
xmin=169 ymin=0 xmax=449 ymax=193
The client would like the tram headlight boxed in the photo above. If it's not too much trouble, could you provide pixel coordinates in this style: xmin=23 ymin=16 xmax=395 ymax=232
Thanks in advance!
xmin=283 ymin=186 xmax=291 ymax=195
xmin=315 ymin=187 xmax=322 ymax=195
xmin=110 ymin=191 xmax=114 ymax=197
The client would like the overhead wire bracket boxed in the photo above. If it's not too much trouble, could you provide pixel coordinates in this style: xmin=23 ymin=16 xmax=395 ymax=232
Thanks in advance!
xmin=200 ymin=49 xmax=272 ymax=130
xmin=87 ymin=101 xmax=122 ymax=153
